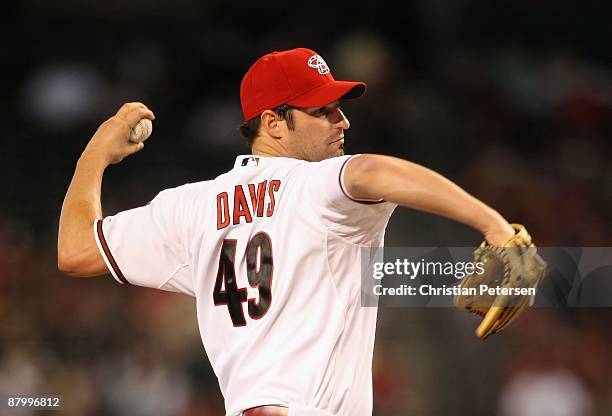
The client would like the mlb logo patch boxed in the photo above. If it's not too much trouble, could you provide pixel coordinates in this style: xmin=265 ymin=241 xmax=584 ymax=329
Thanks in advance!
xmin=241 ymin=156 xmax=260 ymax=167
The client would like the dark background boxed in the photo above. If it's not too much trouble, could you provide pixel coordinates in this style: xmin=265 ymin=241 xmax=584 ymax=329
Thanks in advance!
xmin=1 ymin=1 xmax=610 ymax=415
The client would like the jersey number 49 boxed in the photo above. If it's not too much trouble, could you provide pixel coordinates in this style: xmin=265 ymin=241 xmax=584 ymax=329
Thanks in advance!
xmin=213 ymin=233 xmax=273 ymax=327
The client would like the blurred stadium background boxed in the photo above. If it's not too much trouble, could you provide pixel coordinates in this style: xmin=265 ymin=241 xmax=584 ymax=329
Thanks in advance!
xmin=1 ymin=1 xmax=610 ymax=415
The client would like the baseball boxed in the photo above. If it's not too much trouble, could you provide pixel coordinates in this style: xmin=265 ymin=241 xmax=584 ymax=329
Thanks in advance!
xmin=129 ymin=118 xmax=153 ymax=143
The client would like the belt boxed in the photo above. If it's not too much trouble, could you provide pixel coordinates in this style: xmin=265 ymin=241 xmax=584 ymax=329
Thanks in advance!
xmin=243 ymin=406 xmax=288 ymax=416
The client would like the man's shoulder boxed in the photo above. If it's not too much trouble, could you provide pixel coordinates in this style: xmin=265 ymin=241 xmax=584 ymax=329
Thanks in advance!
xmin=279 ymin=154 xmax=355 ymax=173
xmin=205 ymin=155 xmax=355 ymax=189
xmin=293 ymin=155 xmax=355 ymax=177
xmin=153 ymin=180 xmax=214 ymax=202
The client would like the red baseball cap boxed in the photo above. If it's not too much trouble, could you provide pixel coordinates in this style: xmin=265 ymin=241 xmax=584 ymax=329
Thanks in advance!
xmin=240 ymin=48 xmax=367 ymax=121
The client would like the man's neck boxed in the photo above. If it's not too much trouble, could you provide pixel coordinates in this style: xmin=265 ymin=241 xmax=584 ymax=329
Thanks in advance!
xmin=251 ymin=138 xmax=288 ymax=158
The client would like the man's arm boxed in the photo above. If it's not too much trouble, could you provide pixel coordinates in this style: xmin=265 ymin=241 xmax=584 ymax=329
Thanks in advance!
xmin=343 ymin=154 xmax=516 ymax=245
xmin=57 ymin=102 xmax=154 ymax=276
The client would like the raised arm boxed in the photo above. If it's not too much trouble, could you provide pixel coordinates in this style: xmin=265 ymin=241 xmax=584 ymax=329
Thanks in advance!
xmin=57 ymin=102 xmax=154 ymax=276
xmin=343 ymin=154 xmax=515 ymax=245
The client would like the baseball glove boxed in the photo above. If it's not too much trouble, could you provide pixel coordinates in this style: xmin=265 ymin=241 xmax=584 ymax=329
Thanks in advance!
xmin=454 ymin=224 xmax=547 ymax=339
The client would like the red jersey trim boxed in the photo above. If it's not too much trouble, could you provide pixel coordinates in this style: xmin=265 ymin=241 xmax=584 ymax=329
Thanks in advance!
xmin=95 ymin=219 xmax=130 ymax=285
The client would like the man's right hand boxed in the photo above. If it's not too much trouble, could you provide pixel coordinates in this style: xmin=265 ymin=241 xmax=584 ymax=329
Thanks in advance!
xmin=81 ymin=102 xmax=155 ymax=167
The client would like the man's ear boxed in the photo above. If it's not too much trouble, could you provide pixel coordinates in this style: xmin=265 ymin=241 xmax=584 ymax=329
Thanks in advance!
xmin=260 ymin=110 xmax=283 ymax=139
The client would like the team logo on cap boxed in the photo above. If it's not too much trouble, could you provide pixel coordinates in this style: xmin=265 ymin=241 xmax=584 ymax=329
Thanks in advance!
xmin=307 ymin=55 xmax=330 ymax=75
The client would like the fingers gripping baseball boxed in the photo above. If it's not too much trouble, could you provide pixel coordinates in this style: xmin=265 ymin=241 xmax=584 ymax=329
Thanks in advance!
xmin=116 ymin=102 xmax=155 ymax=128
xmin=84 ymin=102 xmax=155 ymax=166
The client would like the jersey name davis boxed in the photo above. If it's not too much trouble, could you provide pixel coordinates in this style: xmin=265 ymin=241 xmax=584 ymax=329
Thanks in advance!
xmin=216 ymin=179 xmax=282 ymax=229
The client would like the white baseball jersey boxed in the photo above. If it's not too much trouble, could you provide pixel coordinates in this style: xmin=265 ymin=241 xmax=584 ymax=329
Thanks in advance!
xmin=94 ymin=154 xmax=396 ymax=416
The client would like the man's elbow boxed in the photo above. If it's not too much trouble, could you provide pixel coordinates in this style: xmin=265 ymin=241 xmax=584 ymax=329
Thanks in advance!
xmin=57 ymin=228 xmax=108 ymax=276
xmin=57 ymin=250 xmax=84 ymax=276
xmin=57 ymin=245 xmax=103 ymax=277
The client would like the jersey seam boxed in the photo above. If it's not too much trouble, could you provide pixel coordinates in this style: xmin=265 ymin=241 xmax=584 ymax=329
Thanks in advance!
xmin=325 ymin=228 xmax=359 ymax=410
xmin=148 ymin=188 xmax=194 ymax=294
xmin=177 ymin=184 xmax=197 ymax=296
xmin=325 ymin=225 xmax=387 ymax=247
xmin=324 ymin=229 xmax=348 ymax=318
xmin=157 ymin=263 xmax=191 ymax=292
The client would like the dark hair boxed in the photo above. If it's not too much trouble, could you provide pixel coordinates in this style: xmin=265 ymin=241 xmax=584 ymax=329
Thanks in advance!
xmin=239 ymin=104 xmax=295 ymax=146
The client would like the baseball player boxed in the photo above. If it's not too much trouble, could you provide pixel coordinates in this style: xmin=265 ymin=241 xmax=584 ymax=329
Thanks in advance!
xmin=58 ymin=48 xmax=517 ymax=416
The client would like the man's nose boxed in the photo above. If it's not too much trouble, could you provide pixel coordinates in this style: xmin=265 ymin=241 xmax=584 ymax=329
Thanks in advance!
xmin=334 ymin=108 xmax=350 ymax=130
